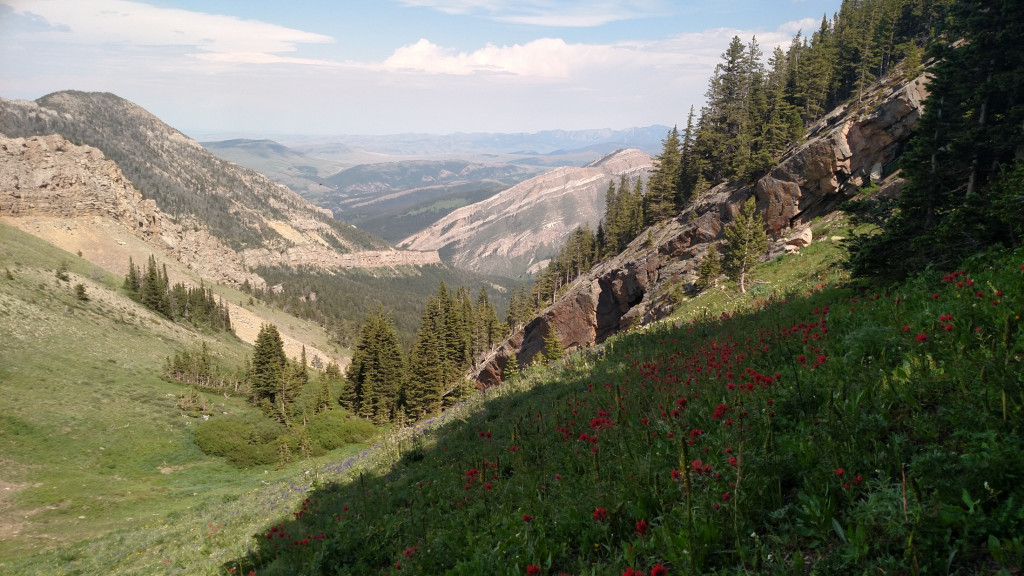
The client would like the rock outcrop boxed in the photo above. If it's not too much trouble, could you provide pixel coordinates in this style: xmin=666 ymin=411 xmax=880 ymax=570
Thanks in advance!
xmin=400 ymin=148 xmax=653 ymax=278
xmin=0 ymin=134 xmax=266 ymax=289
xmin=0 ymin=134 xmax=442 ymax=287
xmin=471 ymin=73 xmax=929 ymax=388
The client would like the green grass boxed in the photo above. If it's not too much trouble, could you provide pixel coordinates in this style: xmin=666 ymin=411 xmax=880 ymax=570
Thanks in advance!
xmin=226 ymin=229 xmax=1022 ymax=574
xmin=0 ymin=224 xmax=377 ymax=575
xmin=3 ymin=217 xmax=1022 ymax=575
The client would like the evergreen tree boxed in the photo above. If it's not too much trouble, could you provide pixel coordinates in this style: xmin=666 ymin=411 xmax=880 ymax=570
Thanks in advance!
xmin=405 ymin=301 xmax=444 ymax=418
xmin=723 ymin=198 xmax=768 ymax=294
xmin=543 ymin=328 xmax=563 ymax=363
xmin=251 ymin=324 xmax=286 ymax=405
xmin=344 ymin=306 xmax=405 ymax=424
xmin=502 ymin=353 xmax=520 ymax=382
xmin=644 ymin=126 xmax=683 ymax=225
xmin=850 ymin=0 xmax=1024 ymax=280
xmin=696 ymin=245 xmax=723 ymax=292
xmin=474 ymin=287 xmax=501 ymax=353
xmin=123 ymin=256 xmax=141 ymax=294
xmin=677 ymin=106 xmax=699 ymax=210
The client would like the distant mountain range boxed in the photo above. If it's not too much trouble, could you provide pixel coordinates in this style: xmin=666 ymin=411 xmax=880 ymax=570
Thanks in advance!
xmin=199 ymin=139 xmax=346 ymax=196
xmin=220 ymin=125 xmax=673 ymax=159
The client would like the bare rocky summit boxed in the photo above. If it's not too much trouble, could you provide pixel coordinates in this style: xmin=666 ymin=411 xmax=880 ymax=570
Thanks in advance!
xmin=400 ymin=148 xmax=653 ymax=277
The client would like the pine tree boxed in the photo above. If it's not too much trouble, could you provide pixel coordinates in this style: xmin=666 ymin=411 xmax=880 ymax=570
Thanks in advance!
xmin=502 ymin=353 xmax=520 ymax=382
xmin=696 ymin=245 xmax=723 ymax=292
xmin=251 ymin=324 xmax=286 ymax=404
xmin=123 ymin=256 xmax=141 ymax=294
xmin=850 ymin=0 xmax=1024 ymax=280
xmin=644 ymin=126 xmax=683 ymax=226
xmin=723 ymin=198 xmax=768 ymax=294
xmin=405 ymin=302 xmax=444 ymax=418
xmin=543 ymin=328 xmax=563 ymax=363
xmin=345 ymin=306 xmax=405 ymax=424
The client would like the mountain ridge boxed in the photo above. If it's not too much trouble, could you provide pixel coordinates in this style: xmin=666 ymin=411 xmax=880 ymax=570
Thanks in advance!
xmin=399 ymin=147 xmax=653 ymax=277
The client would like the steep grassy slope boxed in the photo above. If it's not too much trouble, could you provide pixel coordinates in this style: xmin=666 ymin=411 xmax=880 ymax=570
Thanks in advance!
xmin=0 ymin=223 xmax=374 ymax=574
xmin=4 ymin=217 xmax=1020 ymax=575
xmin=236 ymin=239 xmax=1022 ymax=575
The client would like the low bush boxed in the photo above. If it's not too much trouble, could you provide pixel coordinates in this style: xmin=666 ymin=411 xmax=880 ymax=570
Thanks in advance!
xmin=193 ymin=415 xmax=283 ymax=468
xmin=306 ymin=409 xmax=377 ymax=451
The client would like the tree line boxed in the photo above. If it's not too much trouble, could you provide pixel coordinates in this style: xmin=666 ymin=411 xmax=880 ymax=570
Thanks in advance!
xmin=123 ymin=254 xmax=231 ymax=331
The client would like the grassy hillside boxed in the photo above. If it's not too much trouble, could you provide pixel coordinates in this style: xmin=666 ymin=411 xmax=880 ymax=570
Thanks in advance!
xmin=229 ymin=219 xmax=1022 ymax=574
xmin=3 ymin=216 xmax=1021 ymax=575
xmin=0 ymin=224 xmax=377 ymax=575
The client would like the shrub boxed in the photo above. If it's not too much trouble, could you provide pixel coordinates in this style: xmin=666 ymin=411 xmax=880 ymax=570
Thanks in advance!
xmin=306 ymin=409 xmax=377 ymax=451
xmin=193 ymin=415 xmax=283 ymax=468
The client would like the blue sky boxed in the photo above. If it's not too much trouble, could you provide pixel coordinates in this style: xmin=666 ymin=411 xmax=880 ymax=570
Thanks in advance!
xmin=0 ymin=0 xmax=842 ymax=137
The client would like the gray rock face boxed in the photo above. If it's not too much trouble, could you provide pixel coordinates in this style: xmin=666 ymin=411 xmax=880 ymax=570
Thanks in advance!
xmin=470 ymin=73 xmax=929 ymax=389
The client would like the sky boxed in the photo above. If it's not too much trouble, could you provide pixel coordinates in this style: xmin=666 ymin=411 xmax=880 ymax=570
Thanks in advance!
xmin=0 ymin=0 xmax=843 ymax=137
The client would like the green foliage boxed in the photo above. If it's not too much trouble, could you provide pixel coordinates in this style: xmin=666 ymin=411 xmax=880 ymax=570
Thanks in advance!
xmin=123 ymin=254 xmax=231 ymax=330
xmin=344 ymin=306 xmax=405 ymax=424
xmin=250 ymin=323 xmax=286 ymax=405
xmin=252 ymin=264 xmax=513 ymax=350
xmin=164 ymin=341 xmax=245 ymax=391
xmin=306 ymin=409 xmax=378 ymax=451
xmin=193 ymin=415 xmax=284 ymax=468
xmin=723 ymin=197 xmax=769 ymax=293
xmin=530 ymin=224 xmax=600 ymax=308
xmin=643 ymin=126 xmax=683 ymax=226
xmin=238 ymin=246 xmax=1024 ymax=575
xmin=542 ymin=328 xmax=563 ymax=362
xmin=696 ymin=245 xmax=723 ymax=292
xmin=849 ymin=0 xmax=1024 ymax=281
xmin=73 ymin=283 xmax=88 ymax=301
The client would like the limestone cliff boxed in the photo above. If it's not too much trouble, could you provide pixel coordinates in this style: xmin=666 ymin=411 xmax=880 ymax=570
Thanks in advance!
xmin=0 ymin=134 xmax=266 ymax=289
xmin=471 ymin=73 xmax=929 ymax=388
xmin=0 ymin=134 xmax=442 ymax=289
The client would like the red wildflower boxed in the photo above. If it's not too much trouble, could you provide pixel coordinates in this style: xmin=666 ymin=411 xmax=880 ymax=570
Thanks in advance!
xmin=593 ymin=507 xmax=608 ymax=522
xmin=721 ymin=492 xmax=731 ymax=501
xmin=932 ymin=293 xmax=939 ymax=299
xmin=712 ymin=403 xmax=728 ymax=420
xmin=526 ymin=565 xmax=541 ymax=575
xmin=523 ymin=514 xmax=533 ymax=523
xmin=854 ymin=475 xmax=863 ymax=484
xmin=816 ymin=354 xmax=827 ymax=364
xmin=944 ymin=323 xmax=954 ymax=331
xmin=903 ymin=325 xmax=911 ymax=332
xmin=622 ymin=568 xmax=644 ymax=576
xmin=916 ymin=333 xmax=928 ymax=343
xmin=796 ymin=355 xmax=806 ymax=364
xmin=509 ymin=445 xmax=518 ymax=452
xmin=634 ymin=519 xmax=649 ymax=536
xmin=650 ymin=563 xmax=669 ymax=576
xmin=835 ymin=467 xmax=844 ymax=476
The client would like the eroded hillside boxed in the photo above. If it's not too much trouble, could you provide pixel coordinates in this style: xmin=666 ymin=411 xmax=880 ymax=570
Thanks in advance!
xmin=400 ymin=148 xmax=653 ymax=278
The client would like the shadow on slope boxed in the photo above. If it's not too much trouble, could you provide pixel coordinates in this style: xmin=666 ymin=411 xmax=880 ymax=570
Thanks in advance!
xmin=231 ymin=248 xmax=1024 ymax=575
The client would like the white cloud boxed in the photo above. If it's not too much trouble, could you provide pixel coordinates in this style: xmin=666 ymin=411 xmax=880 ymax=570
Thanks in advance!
xmin=1 ymin=0 xmax=333 ymax=61
xmin=394 ymin=0 xmax=666 ymax=27
xmin=375 ymin=17 xmax=812 ymax=79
